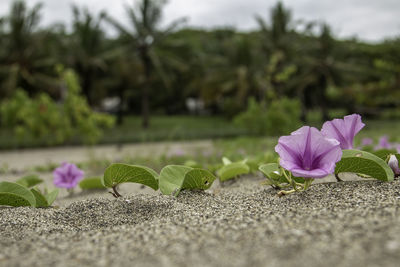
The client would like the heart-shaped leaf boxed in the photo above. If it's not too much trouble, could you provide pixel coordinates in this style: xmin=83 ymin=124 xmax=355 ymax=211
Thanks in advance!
xmin=16 ymin=175 xmax=43 ymax=188
xmin=159 ymin=165 xmax=216 ymax=196
xmin=217 ymin=162 xmax=250 ymax=182
xmin=102 ymin=163 xmax=159 ymax=190
xmin=79 ymin=177 xmax=106 ymax=190
xmin=0 ymin=181 xmax=36 ymax=207
xmin=335 ymin=149 xmax=394 ymax=182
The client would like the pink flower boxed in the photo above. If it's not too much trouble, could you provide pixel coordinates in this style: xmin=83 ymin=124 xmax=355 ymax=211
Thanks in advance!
xmin=321 ymin=114 xmax=365 ymax=149
xmin=53 ymin=162 xmax=84 ymax=189
xmin=388 ymin=155 xmax=400 ymax=176
xmin=361 ymin=138 xmax=373 ymax=146
xmin=275 ymin=126 xmax=342 ymax=178
xmin=376 ymin=135 xmax=392 ymax=150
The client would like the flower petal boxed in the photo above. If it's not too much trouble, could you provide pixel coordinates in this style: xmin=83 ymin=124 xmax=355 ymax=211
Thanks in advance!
xmin=321 ymin=114 xmax=365 ymax=149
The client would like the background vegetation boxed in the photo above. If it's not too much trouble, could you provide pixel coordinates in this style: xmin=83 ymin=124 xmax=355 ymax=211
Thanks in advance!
xmin=0 ymin=0 xmax=399 ymax=148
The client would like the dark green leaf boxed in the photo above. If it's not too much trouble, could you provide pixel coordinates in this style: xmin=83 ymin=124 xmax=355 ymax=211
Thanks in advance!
xmin=335 ymin=149 xmax=394 ymax=182
xmin=0 ymin=181 xmax=36 ymax=207
xmin=45 ymin=189 xmax=59 ymax=206
xmin=30 ymin=188 xmax=49 ymax=208
xmin=79 ymin=177 xmax=106 ymax=190
xmin=102 ymin=163 xmax=159 ymax=190
xmin=372 ymin=149 xmax=396 ymax=161
xmin=159 ymin=165 xmax=216 ymax=196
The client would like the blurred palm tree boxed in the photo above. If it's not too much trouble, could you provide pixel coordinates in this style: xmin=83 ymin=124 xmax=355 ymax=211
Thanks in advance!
xmin=293 ymin=24 xmax=342 ymax=121
xmin=68 ymin=5 xmax=109 ymax=106
xmin=256 ymin=1 xmax=297 ymax=98
xmin=0 ymin=0 xmax=58 ymax=98
xmin=106 ymin=0 xmax=186 ymax=128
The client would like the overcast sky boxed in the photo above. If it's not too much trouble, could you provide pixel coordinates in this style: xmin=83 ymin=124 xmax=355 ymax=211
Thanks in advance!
xmin=0 ymin=0 xmax=399 ymax=42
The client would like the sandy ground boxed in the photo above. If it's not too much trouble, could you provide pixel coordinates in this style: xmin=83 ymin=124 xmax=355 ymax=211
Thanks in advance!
xmin=1 ymin=176 xmax=400 ymax=267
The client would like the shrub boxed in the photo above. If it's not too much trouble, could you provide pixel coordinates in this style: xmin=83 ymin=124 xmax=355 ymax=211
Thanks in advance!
xmin=234 ymin=97 xmax=301 ymax=136
xmin=0 ymin=68 xmax=115 ymax=146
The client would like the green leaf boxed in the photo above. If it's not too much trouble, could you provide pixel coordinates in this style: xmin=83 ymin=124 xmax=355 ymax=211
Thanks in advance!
xmin=335 ymin=149 xmax=394 ymax=182
xmin=222 ymin=157 xmax=232 ymax=165
xmin=16 ymin=175 xmax=43 ymax=188
xmin=102 ymin=163 xmax=159 ymax=190
xmin=45 ymin=189 xmax=59 ymax=206
xmin=159 ymin=165 xmax=216 ymax=196
xmin=0 ymin=181 xmax=36 ymax=207
xmin=182 ymin=169 xmax=216 ymax=191
xmin=217 ymin=162 xmax=250 ymax=182
xmin=372 ymin=149 xmax=396 ymax=161
xmin=159 ymin=165 xmax=192 ymax=195
xmin=30 ymin=188 xmax=49 ymax=208
xmin=184 ymin=160 xmax=202 ymax=169
xmin=259 ymin=163 xmax=281 ymax=180
xmin=79 ymin=177 xmax=106 ymax=190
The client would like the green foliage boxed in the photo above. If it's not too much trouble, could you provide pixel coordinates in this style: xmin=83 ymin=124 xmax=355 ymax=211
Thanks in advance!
xmin=0 ymin=68 xmax=114 ymax=146
xmin=335 ymin=149 xmax=394 ymax=182
xmin=234 ymin=97 xmax=301 ymax=135
xmin=158 ymin=165 xmax=216 ymax=196
xmin=372 ymin=149 xmax=397 ymax=161
xmin=102 ymin=163 xmax=216 ymax=197
xmin=259 ymin=163 xmax=305 ymax=189
xmin=0 ymin=181 xmax=36 ymax=207
xmin=0 ymin=179 xmax=58 ymax=208
xmin=30 ymin=188 xmax=59 ymax=208
xmin=16 ymin=175 xmax=43 ymax=188
xmin=102 ymin=163 xmax=159 ymax=190
xmin=79 ymin=177 xmax=106 ymax=190
xmin=217 ymin=157 xmax=250 ymax=182
xmin=60 ymin=68 xmax=115 ymax=144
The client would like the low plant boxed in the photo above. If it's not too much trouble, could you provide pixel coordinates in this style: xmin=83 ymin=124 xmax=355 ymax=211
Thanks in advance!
xmin=259 ymin=114 xmax=397 ymax=196
xmin=0 ymin=175 xmax=58 ymax=208
xmin=216 ymin=157 xmax=250 ymax=182
xmin=101 ymin=163 xmax=216 ymax=197
xmin=234 ymin=97 xmax=301 ymax=136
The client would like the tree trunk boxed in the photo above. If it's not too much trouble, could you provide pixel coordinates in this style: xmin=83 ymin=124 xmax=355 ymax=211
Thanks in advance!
xmin=116 ymin=85 xmax=124 ymax=126
xmin=319 ymin=75 xmax=329 ymax=122
xmin=140 ymin=45 xmax=151 ymax=129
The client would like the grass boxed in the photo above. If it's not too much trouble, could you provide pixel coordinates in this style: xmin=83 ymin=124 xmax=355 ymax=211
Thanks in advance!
xmin=100 ymin=115 xmax=248 ymax=144
xmin=0 ymin=114 xmax=399 ymax=151
xmin=0 ymin=115 xmax=248 ymax=150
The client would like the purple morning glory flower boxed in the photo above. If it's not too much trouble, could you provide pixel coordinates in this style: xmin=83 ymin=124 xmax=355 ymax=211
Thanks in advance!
xmin=275 ymin=126 xmax=342 ymax=178
xmin=321 ymin=114 xmax=365 ymax=149
xmin=53 ymin=162 xmax=84 ymax=189
xmin=376 ymin=135 xmax=392 ymax=150
xmin=388 ymin=155 xmax=400 ymax=176
xmin=361 ymin=138 xmax=373 ymax=146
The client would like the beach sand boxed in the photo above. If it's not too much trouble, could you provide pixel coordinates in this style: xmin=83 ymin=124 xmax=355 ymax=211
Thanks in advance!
xmin=1 ymin=176 xmax=399 ymax=267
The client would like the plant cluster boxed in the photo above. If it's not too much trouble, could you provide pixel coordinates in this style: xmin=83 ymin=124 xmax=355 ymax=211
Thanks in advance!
xmin=2 ymin=114 xmax=400 ymax=208
xmin=0 ymin=0 xmax=399 ymax=131
xmin=0 ymin=68 xmax=115 ymax=145
xmin=234 ymin=97 xmax=301 ymax=135
xmin=259 ymin=114 xmax=399 ymax=195
xmin=0 ymin=175 xmax=58 ymax=207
